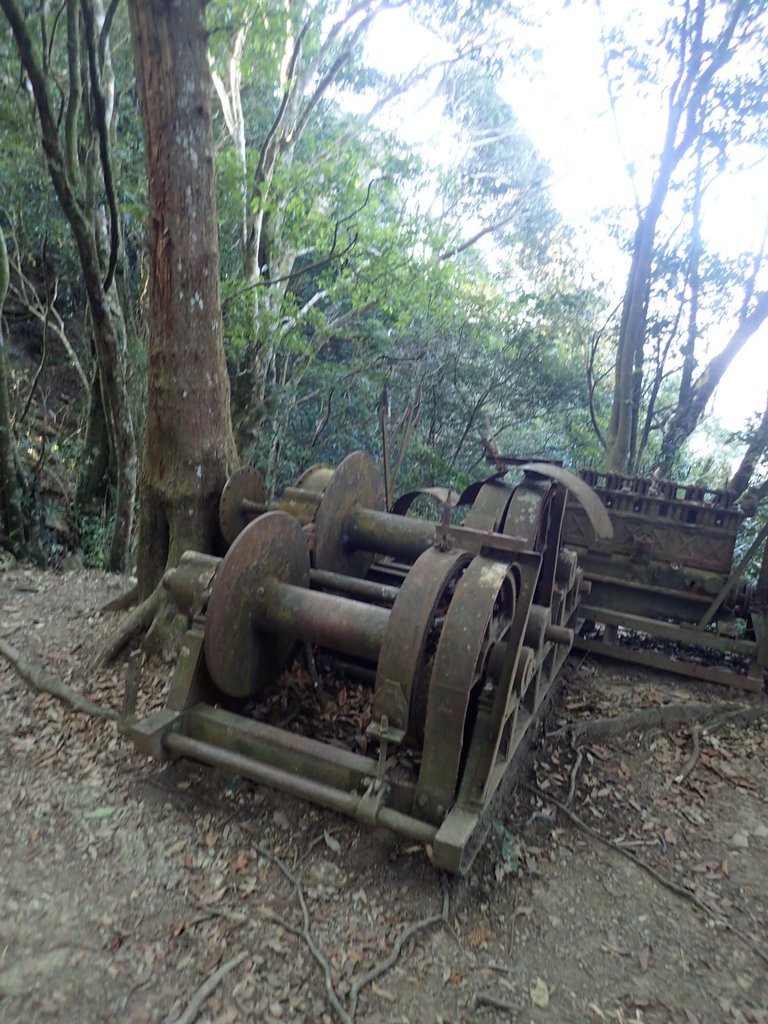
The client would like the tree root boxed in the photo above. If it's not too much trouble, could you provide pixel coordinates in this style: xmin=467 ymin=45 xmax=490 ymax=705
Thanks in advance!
xmin=566 ymin=744 xmax=583 ymax=805
xmin=674 ymin=725 xmax=701 ymax=784
xmin=469 ymin=991 xmax=517 ymax=1014
xmin=552 ymin=700 xmax=767 ymax=745
xmin=101 ymin=582 xmax=140 ymax=613
xmin=99 ymin=584 xmax=164 ymax=666
xmin=347 ymin=875 xmax=450 ymax=1020
xmin=255 ymin=838 xmax=450 ymax=1024
xmin=166 ymin=951 xmax=248 ymax=1024
xmin=0 ymin=637 xmax=118 ymax=720
xmin=524 ymin=783 xmax=768 ymax=969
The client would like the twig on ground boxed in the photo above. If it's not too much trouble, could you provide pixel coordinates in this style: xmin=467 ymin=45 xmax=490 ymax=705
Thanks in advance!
xmin=524 ymin=783 xmax=768 ymax=969
xmin=254 ymin=842 xmax=353 ymax=1024
xmin=566 ymin=739 xmax=583 ymax=806
xmin=469 ymin=990 xmax=517 ymax=1013
xmin=100 ymin=585 xmax=164 ymax=665
xmin=347 ymin=875 xmax=451 ymax=1019
xmin=304 ymin=641 xmax=321 ymax=687
xmin=674 ymin=725 xmax=701 ymax=785
xmin=165 ymin=950 xmax=248 ymax=1024
xmin=0 ymin=637 xmax=118 ymax=720
xmin=704 ymin=706 xmax=766 ymax=734
xmin=551 ymin=701 xmax=766 ymax=746
xmin=257 ymin=838 xmax=450 ymax=1024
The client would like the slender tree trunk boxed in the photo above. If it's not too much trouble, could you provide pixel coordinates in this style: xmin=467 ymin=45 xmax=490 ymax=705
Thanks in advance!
xmin=0 ymin=227 xmax=26 ymax=553
xmin=76 ymin=344 xmax=112 ymax=512
xmin=606 ymin=177 xmax=669 ymax=472
xmin=128 ymin=0 xmax=238 ymax=598
xmin=729 ymin=391 xmax=768 ymax=497
xmin=656 ymin=292 xmax=768 ymax=476
xmin=603 ymin=0 xmax=750 ymax=473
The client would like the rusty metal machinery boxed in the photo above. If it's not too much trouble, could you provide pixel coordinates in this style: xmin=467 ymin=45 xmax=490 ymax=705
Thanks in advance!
xmin=123 ymin=453 xmax=608 ymax=873
xmin=546 ymin=466 xmax=767 ymax=692
xmin=218 ymin=462 xmax=336 ymax=545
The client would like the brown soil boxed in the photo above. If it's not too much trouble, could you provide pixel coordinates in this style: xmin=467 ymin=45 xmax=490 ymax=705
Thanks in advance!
xmin=1 ymin=565 xmax=767 ymax=1024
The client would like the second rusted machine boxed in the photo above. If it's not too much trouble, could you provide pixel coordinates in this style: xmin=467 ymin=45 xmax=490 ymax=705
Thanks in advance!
xmin=556 ymin=468 xmax=767 ymax=691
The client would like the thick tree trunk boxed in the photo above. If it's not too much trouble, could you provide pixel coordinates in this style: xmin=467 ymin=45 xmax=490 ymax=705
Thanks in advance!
xmin=0 ymin=227 xmax=26 ymax=553
xmin=128 ymin=0 xmax=238 ymax=598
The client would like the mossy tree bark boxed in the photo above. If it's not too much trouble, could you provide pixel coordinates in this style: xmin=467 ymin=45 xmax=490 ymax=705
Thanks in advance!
xmin=128 ymin=0 xmax=239 ymax=598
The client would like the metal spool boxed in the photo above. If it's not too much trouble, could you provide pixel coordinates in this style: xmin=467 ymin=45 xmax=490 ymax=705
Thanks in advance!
xmin=218 ymin=463 xmax=335 ymax=547
xmin=205 ymin=512 xmax=310 ymax=697
xmin=218 ymin=466 xmax=267 ymax=546
xmin=279 ymin=463 xmax=335 ymax=523
xmin=206 ymin=509 xmax=506 ymax=708
xmin=460 ymin=477 xmax=514 ymax=532
xmin=199 ymin=509 xmax=532 ymax=869
xmin=370 ymin=547 xmax=474 ymax=745
xmin=313 ymin=451 xmax=387 ymax=576
xmin=294 ymin=463 xmax=335 ymax=493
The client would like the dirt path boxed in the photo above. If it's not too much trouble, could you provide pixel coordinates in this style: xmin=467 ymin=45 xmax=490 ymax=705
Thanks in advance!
xmin=1 ymin=566 xmax=767 ymax=1024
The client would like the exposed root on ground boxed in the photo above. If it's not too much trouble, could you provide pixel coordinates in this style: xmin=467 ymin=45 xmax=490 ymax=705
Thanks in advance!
xmin=553 ymin=700 xmax=767 ymax=745
xmin=99 ymin=584 xmax=164 ymax=665
xmin=469 ymin=991 xmax=517 ymax=1014
xmin=0 ymin=637 xmax=118 ymax=720
xmin=525 ymin=783 xmax=768 ymax=970
xmin=101 ymin=583 xmax=140 ymax=613
xmin=252 ymin=837 xmax=450 ymax=1024
xmin=674 ymin=725 xmax=702 ymax=785
xmin=166 ymin=951 xmax=248 ymax=1024
xmin=347 ymin=874 xmax=451 ymax=1020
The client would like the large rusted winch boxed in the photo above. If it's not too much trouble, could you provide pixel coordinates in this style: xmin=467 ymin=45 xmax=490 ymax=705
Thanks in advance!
xmin=123 ymin=453 xmax=610 ymax=873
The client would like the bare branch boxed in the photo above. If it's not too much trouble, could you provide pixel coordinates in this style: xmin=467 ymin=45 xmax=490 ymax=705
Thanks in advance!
xmin=438 ymin=208 xmax=520 ymax=262
xmin=279 ymin=289 xmax=328 ymax=338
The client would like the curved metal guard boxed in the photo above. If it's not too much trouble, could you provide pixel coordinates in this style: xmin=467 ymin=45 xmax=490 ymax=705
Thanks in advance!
xmin=520 ymin=463 xmax=613 ymax=542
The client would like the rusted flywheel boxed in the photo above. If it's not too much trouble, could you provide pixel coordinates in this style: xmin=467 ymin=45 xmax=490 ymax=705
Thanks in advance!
xmin=218 ymin=462 xmax=337 ymax=546
xmin=413 ymin=556 xmax=517 ymax=825
xmin=218 ymin=466 xmax=268 ymax=546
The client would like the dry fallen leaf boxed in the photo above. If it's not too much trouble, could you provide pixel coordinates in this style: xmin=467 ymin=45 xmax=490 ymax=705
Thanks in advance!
xmin=530 ymin=977 xmax=550 ymax=1008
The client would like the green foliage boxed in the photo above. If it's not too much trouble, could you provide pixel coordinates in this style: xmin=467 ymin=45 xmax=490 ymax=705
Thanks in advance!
xmin=492 ymin=818 xmax=520 ymax=869
xmin=3 ymin=0 xmax=620 ymax=527
xmin=76 ymin=511 xmax=114 ymax=569
xmin=205 ymin=0 xmax=607 ymax=492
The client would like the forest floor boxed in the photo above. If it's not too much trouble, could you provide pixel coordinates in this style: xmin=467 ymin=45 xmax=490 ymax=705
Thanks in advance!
xmin=1 ymin=564 xmax=767 ymax=1024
